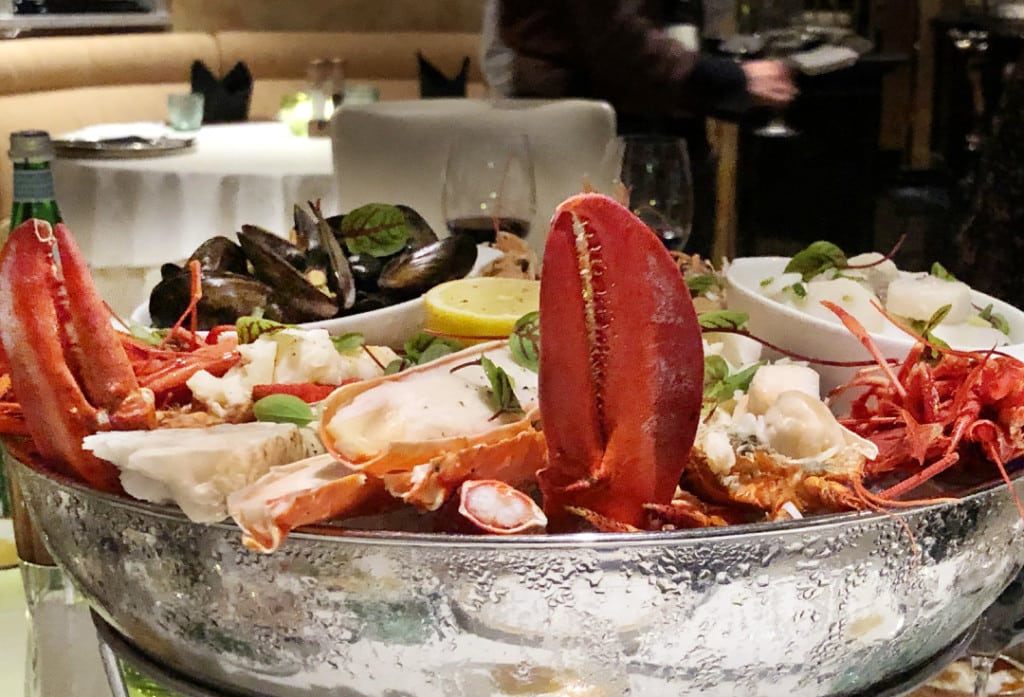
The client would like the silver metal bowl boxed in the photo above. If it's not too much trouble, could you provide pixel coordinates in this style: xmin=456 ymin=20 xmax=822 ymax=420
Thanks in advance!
xmin=10 ymin=452 xmax=1024 ymax=697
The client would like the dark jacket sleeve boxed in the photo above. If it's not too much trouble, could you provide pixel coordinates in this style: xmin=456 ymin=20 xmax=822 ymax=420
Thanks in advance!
xmin=502 ymin=0 xmax=749 ymax=116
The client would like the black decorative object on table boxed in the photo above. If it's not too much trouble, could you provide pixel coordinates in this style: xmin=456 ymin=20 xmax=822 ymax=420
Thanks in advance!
xmin=190 ymin=61 xmax=253 ymax=124
xmin=418 ymin=52 xmax=470 ymax=98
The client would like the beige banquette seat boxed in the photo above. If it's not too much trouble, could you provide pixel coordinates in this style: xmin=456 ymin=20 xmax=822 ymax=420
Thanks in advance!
xmin=0 ymin=30 xmax=485 ymax=218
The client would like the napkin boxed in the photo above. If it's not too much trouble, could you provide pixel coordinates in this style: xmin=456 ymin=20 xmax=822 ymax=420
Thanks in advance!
xmin=190 ymin=60 xmax=253 ymax=123
xmin=418 ymin=52 xmax=470 ymax=98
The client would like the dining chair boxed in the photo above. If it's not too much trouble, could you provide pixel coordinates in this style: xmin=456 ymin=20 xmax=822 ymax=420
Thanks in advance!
xmin=329 ymin=98 xmax=617 ymax=257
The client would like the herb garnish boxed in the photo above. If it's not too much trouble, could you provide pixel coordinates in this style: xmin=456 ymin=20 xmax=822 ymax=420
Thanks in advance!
xmin=909 ymin=305 xmax=952 ymax=362
xmin=979 ymin=304 xmax=1011 ymax=336
xmin=703 ymin=355 xmax=762 ymax=404
xmin=698 ymin=310 xmax=749 ymax=331
xmin=930 ymin=262 xmax=957 ymax=282
xmin=784 ymin=241 xmax=848 ymax=281
xmin=385 ymin=333 xmax=465 ymax=374
xmin=339 ymin=203 xmax=410 ymax=257
xmin=509 ymin=311 xmax=540 ymax=372
xmin=252 ymin=393 xmax=315 ymax=426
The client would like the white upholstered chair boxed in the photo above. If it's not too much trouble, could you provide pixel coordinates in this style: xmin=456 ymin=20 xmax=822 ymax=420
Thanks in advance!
xmin=330 ymin=98 xmax=617 ymax=257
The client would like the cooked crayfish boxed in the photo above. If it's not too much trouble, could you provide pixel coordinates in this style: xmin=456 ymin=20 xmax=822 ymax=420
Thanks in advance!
xmin=0 ymin=219 xmax=241 ymax=491
xmin=828 ymin=300 xmax=1024 ymax=504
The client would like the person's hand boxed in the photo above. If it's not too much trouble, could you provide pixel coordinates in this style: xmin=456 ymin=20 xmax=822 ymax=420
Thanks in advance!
xmin=742 ymin=60 xmax=798 ymax=108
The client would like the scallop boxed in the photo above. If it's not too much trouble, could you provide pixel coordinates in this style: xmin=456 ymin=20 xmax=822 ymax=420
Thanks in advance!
xmin=802 ymin=278 xmax=888 ymax=333
xmin=886 ymin=274 xmax=972 ymax=324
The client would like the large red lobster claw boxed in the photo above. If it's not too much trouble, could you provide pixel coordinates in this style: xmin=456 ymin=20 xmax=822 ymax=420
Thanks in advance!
xmin=0 ymin=220 xmax=155 ymax=492
xmin=538 ymin=193 xmax=704 ymax=530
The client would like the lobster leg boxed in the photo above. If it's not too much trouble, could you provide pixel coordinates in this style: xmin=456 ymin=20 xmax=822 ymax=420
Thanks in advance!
xmin=537 ymin=194 xmax=704 ymax=530
xmin=0 ymin=220 xmax=155 ymax=492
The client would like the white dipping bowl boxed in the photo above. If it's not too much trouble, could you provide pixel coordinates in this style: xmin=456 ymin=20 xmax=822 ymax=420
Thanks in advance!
xmin=131 ymin=246 xmax=503 ymax=349
xmin=724 ymin=256 xmax=1024 ymax=393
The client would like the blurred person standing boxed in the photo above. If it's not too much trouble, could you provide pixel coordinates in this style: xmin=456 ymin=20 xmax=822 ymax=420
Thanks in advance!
xmin=480 ymin=0 xmax=796 ymax=258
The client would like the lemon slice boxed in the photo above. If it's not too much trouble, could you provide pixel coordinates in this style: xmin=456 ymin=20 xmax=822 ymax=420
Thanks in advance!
xmin=424 ymin=278 xmax=540 ymax=340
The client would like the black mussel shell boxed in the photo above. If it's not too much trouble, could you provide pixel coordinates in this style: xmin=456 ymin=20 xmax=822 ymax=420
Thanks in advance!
xmin=239 ymin=224 xmax=307 ymax=270
xmin=188 ymin=236 xmax=249 ymax=276
xmin=292 ymin=203 xmax=319 ymax=252
xmin=348 ymin=253 xmax=383 ymax=291
xmin=307 ymin=200 xmax=357 ymax=310
xmin=348 ymin=290 xmax=395 ymax=314
xmin=148 ymin=271 xmax=281 ymax=330
xmin=378 ymin=233 xmax=477 ymax=297
xmin=237 ymin=226 xmax=340 ymax=322
xmin=160 ymin=262 xmax=183 ymax=281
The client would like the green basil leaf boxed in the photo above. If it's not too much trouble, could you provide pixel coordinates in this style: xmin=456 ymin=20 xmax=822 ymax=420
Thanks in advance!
xmin=384 ymin=358 xmax=411 ymax=375
xmin=252 ymin=394 xmax=314 ymax=426
xmin=339 ymin=203 xmax=410 ymax=257
xmin=930 ymin=262 xmax=958 ymax=282
xmin=480 ymin=355 xmax=524 ymax=417
xmin=698 ymin=310 xmax=749 ymax=331
xmin=418 ymin=341 xmax=458 ymax=365
xmin=403 ymin=332 xmax=464 ymax=364
xmin=759 ymin=276 xmax=774 ymax=288
xmin=236 ymin=316 xmax=291 ymax=344
xmin=784 ymin=241 xmax=848 ymax=281
xmin=509 ymin=311 xmax=540 ymax=372
xmin=331 ymin=332 xmax=365 ymax=353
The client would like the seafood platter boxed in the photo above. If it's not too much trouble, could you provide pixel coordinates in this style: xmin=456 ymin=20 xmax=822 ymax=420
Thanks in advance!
xmin=3 ymin=194 xmax=1024 ymax=697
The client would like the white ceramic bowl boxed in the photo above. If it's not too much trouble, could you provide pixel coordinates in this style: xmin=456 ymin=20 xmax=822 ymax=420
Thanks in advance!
xmin=724 ymin=256 xmax=1024 ymax=392
xmin=131 ymin=246 xmax=503 ymax=348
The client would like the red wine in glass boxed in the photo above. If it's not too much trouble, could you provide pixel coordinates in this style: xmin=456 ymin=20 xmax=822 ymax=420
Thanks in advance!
xmin=446 ymin=216 xmax=531 ymax=245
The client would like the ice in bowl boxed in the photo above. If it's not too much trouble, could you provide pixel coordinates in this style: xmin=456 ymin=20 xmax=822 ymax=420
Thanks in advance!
xmin=5 ymin=204 xmax=1024 ymax=696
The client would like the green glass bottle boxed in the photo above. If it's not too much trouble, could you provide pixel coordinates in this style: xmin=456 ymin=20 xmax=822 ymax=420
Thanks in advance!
xmin=2 ymin=131 xmax=64 ymax=534
xmin=9 ymin=129 xmax=63 ymax=228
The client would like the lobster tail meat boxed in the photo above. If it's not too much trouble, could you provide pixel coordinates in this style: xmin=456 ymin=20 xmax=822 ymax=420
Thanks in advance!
xmin=0 ymin=220 xmax=155 ymax=492
xmin=538 ymin=193 xmax=704 ymax=529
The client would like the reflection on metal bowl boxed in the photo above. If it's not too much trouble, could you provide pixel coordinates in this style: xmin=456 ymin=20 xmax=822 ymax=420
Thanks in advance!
xmin=9 ymin=452 xmax=1024 ymax=697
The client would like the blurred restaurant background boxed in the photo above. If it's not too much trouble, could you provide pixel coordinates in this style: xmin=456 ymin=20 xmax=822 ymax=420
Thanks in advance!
xmin=0 ymin=0 xmax=1022 ymax=282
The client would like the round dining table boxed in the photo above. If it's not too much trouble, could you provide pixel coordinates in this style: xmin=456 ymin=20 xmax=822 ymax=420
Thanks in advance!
xmin=52 ymin=121 xmax=338 ymax=316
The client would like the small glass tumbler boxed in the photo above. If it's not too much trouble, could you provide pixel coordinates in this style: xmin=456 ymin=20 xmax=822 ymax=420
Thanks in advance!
xmin=166 ymin=93 xmax=204 ymax=132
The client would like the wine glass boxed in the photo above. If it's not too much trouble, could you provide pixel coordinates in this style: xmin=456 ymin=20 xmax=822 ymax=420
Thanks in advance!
xmin=442 ymin=131 xmax=536 ymax=244
xmin=603 ymin=134 xmax=694 ymax=252
xmin=961 ymin=567 xmax=1024 ymax=696
xmin=751 ymin=0 xmax=800 ymax=139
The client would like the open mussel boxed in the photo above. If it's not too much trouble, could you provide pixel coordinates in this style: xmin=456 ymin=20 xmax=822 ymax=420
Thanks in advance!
xmin=146 ymin=201 xmax=479 ymax=329
xmin=236 ymin=225 xmax=340 ymax=322
xmin=148 ymin=271 xmax=281 ymax=330
xmin=378 ymin=233 xmax=478 ymax=298
xmin=306 ymin=201 xmax=356 ymax=310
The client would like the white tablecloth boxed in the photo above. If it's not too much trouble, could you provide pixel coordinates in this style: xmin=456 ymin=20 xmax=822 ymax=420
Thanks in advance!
xmin=53 ymin=122 xmax=337 ymax=270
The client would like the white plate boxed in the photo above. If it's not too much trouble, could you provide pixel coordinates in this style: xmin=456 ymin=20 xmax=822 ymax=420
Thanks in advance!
xmin=724 ymin=256 xmax=1024 ymax=392
xmin=131 ymin=245 xmax=504 ymax=348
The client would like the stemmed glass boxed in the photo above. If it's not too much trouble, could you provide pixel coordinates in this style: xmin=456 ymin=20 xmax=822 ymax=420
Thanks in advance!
xmin=962 ymin=568 xmax=1024 ymax=696
xmin=603 ymin=135 xmax=694 ymax=251
xmin=751 ymin=0 xmax=800 ymax=139
xmin=441 ymin=131 xmax=536 ymax=244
